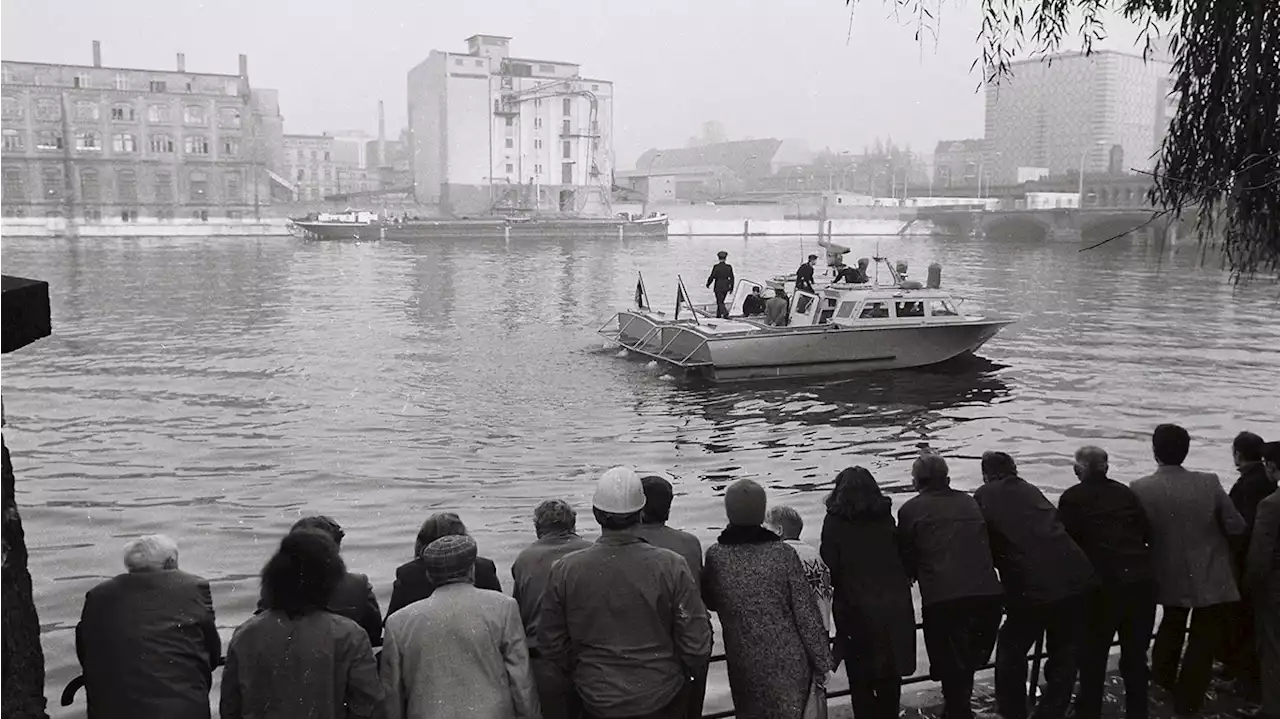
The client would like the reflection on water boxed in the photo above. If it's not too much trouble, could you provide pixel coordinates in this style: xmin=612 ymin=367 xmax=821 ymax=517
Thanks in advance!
xmin=1 ymin=232 xmax=1277 ymax=716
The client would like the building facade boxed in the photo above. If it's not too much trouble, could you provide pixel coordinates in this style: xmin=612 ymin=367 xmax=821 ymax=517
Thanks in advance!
xmin=983 ymin=50 xmax=1176 ymax=184
xmin=407 ymin=34 xmax=614 ymax=216
xmin=1 ymin=42 xmax=280 ymax=221
xmin=282 ymin=134 xmax=338 ymax=201
xmin=933 ymin=139 xmax=985 ymax=190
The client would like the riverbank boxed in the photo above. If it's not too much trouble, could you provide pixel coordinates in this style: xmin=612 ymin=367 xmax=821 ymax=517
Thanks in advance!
xmin=1 ymin=216 xmax=293 ymax=238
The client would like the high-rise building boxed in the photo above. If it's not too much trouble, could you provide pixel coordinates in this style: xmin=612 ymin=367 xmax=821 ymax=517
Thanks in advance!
xmin=407 ymin=34 xmax=614 ymax=216
xmin=1 ymin=41 xmax=285 ymax=222
xmin=983 ymin=50 xmax=1176 ymax=184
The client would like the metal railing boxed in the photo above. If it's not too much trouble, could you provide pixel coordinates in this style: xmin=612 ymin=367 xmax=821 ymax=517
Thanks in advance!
xmin=63 ymin=619 xmax=1079 ymax=715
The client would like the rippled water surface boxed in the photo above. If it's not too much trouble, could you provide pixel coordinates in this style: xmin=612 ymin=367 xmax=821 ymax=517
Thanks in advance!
xmin=2 ymin=232 xmax=1277 ymax=716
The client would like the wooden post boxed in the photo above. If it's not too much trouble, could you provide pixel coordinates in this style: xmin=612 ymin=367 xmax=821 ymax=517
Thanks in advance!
xmin=743 ymin=219 xmax=749 ymax=240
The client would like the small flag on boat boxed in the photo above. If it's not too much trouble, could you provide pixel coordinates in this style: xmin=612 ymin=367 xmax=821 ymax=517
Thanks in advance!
xmin=674 ymin=284 xmax=684 ymax=320
xmin=635 ymin=277 xmax=646 ymax=309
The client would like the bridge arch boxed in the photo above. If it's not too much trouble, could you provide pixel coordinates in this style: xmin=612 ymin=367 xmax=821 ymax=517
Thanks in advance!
xmin=1079 ymin=211 xmax=1161 ymax=243
xmin=981 ymin=213 xmax=1053 ymax=240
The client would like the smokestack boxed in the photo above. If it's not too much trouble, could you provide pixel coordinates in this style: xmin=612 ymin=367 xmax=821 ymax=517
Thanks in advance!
xmin=377 ymin=101 xmax=387 ymax=168
xmin=177 ymin=53 xmax=186 ymax=72
xmin=238 ymin=53 xmax=248 ymax=79
xmin=92 ymin=41 xmax=102 ymax=68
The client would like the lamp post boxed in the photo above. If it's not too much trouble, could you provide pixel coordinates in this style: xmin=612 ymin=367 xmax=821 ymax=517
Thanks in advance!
xmin=1078 ymin=140 xmax=1108 ymax=208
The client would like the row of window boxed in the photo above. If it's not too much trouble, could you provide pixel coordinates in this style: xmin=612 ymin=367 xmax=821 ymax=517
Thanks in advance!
xmin=1 ymin=165 xmax=244 ymax=203
xmin=501 ymin=162 xmax=576 ymax=184
xmin=1 ymin=66 xmax=239 ymax=96
xmin=1 ymin=97 xmax=241 ymax=127
xmin=3 ymin=129 xmax=240 ymax=156
xmin=287 ymin=149 xmax=332 ymax=163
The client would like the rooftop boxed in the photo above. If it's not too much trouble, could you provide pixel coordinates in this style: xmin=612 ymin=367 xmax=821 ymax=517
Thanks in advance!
xmin=1 ymin=59 xmax=240 ymax=80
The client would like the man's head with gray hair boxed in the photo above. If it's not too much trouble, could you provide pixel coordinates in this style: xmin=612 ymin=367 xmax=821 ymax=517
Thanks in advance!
xmin=1073 ymin=446 xmax=1110 ymax=482
xmin=911 ymin=453 xmax=951 ymax=491
xmin=533 ymin=499 xmax=577 ymax=538
xmin=123 ymin=535 xmax=179 ymax=572
xmin=763 ymin=505 xmax=803 ymax=540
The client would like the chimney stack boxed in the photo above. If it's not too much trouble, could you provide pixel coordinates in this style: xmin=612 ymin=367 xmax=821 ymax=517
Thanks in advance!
xmin=377 ymin=100 xmax=387 ymax=168
xmin=177 ymin=53 xmax=186 ymax=72
xmin=238 ymin=53 xmax=248 ymax=79
xmin=92 ymin=40 xmax=102 ymax=68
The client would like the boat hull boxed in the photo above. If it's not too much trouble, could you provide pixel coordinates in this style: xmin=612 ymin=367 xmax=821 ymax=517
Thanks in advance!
xmin=293 ymin=219 xmax=668 ymax=241
xmin=606 ymin=310 xmax=1010 ymax=382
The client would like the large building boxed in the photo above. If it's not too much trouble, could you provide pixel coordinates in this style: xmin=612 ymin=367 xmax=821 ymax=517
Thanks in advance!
xmin=1 ymin=41 xmax=285 ymax=222
xmin=932 ymin=139 xmax=985 ymax=189
xmin=407 ymin=34 xmax=614 ymax=216
xmin=983 ymin=50 xmax=1176 ymax=184
xmin=621 ymin=138 xmax=813 ymax=200
xmin=282 ymin=134 xmax=338 ymax=201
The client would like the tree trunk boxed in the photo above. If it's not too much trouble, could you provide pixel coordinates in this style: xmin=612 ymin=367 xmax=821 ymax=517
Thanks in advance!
xmin=2 ymin=436 xmax=49 ymax=718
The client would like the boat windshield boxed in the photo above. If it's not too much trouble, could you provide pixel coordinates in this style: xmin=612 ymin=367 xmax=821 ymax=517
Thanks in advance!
xmin=928 ymin=299 xmax=960 ymax=316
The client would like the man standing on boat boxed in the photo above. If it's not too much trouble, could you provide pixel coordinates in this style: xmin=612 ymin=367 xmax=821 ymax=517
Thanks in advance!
xmin=706 ymin=251 xmax=735 ymax=319
xmin=796 ymin=255 xmax=818 ymax=294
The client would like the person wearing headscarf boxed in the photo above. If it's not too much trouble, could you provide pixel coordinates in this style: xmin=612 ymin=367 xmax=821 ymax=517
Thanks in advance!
xmin=821 ymin=467 xmax=916 ymax=719
xmin=221 ymin=530 xmax=383 ymax=719
xmin=381 ymin=535 xmax=539 ymax=719
xmin=387 ymin=511 xmax=503 ymax=619
xmin=704 ymin=479 xmax=831 ymax=719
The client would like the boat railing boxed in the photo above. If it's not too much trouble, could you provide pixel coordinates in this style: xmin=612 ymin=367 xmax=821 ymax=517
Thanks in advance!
xmin=59 ymin=616 xmax=1116 ymax=716
xmin=597 ymin=313 xmax=712 ymax=368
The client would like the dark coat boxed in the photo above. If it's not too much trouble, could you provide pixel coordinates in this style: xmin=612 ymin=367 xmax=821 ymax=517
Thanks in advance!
xmin=974 ymin=475 xmax=1097 ymax=607
xmin=820 ymin=512 xmax=917 ymax=678
xmin=258 ymin=571 xmax=382 ymax=647
xmin=706 ymin=262 xmax=735 ymax=293
xmin=1231 ymin=463 xmax=1279 ymax=568
xmin=386 ymin=555 xmax=502 ymax=619
xmin=77 ymin=569 xmax=220 ymax=719
xmin=896 ymin=487 xmax=1003 ymax=606
xmin=795 ymin=262 xmax=816 ymax=291
xmin=1058 ymin=477 xmax=1154 ymax=587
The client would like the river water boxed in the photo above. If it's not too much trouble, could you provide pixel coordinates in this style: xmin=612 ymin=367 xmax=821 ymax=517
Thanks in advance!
xmin=2 ymin=231 xmax=1277 ymax=717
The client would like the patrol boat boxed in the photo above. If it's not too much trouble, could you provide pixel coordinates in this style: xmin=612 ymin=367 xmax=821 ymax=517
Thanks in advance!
xmin=597 ymin=255 xmax=1013 ymax=382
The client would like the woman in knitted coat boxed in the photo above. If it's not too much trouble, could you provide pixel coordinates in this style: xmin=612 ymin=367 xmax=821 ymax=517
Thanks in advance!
xmin=704 ymin=479 xmax=832 ymax=719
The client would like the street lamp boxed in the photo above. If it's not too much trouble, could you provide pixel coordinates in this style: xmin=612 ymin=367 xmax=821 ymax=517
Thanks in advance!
xmin=1078 ymin=140 xmax=1108 ymax=207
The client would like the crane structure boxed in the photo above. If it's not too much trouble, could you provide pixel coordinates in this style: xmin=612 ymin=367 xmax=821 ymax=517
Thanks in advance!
xmin=489 ymin=64 xmax=612 ymax=217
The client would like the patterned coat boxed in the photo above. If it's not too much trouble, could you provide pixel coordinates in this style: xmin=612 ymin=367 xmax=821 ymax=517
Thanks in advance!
xmin=704 ymin=526 xmax=832 ymax=719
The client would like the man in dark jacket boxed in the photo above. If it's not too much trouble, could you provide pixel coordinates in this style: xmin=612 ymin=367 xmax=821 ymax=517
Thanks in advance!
xmin=898 ymin=454 xmax=1003 ymax=719
xmin=741 ymin=287 xmax=766 ymax=316
xmin=974 ymin=451 xmax=1097 ymax=719
xmin=795 ymin=254 xmax=818 ymax=293
xmin=387 ymin=511 xmax=503 ymax=619
xmin=705 ymin=251 xmax=735 ymax=319
xmin=77 ymin=535 xmax=220 ymax=719
xmin=256 ymin=515 xmax=383 ymax=646
xmin=1246 ymin=443 xmax=1280 ymax=719
xmin=1058 ymin=446 xmax=1156 ymax=719
xmin=1222 ymin=431 xmax=1276 ymax=699
xmin=512 ymin=499 xmax=592 ymax=719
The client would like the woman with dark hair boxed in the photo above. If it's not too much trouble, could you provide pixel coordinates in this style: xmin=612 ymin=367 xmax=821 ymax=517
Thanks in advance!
xmin=220 ymin=530 xmax=383 ymax=719
xmin=821 ymin=467 xmax=916 ymax=719
xmin=704 ymin=479 xmax=832 ymax=719
xmin=386 ymin=512 xmax=503 ymax=619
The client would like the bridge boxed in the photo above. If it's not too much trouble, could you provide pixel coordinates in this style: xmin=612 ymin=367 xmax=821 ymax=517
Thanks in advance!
xmin=915 ymin=205 xmax=1182 ymax=243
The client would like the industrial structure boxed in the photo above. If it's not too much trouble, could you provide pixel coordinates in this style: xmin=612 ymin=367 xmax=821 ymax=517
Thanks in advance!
xmin=406 ymin=34 xmax=614 ymax=216
xmin=0 ymin=41 xmax=289 ymax=222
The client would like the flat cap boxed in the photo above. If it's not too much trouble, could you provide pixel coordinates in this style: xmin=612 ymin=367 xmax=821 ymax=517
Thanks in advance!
xmin=420 ymin=534 xmax=478 ymax=584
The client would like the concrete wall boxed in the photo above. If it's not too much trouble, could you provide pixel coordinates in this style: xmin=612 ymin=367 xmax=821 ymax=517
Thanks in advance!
xmin=668 ymin=217 xmax=906 ymax=237
xmin=2 ymin=215 xmax=291 ymax=237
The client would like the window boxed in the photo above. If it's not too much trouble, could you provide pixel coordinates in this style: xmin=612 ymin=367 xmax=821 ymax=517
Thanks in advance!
xmin=1 ymin=66 xmax=14 ymax=83
xmin=192 ymin=209 xmax=209 ymax=222
xmin=895 ymin=301 xmax=925 ymax=318
xmin=454 ymin=58 xmax=463 ymax=66
xmin=189 ymin=170 xmax=208 ymax=200
xmin=311 ymin=150 xmax=317 ymax=161
xmin=184 ymin=135 xmax=210 ymax=155
xmin=2 ymin=96 xmax=23 ymax=119
xmin=79 ymin=168 xmax=100 ymax=201
xmin=76 ymin=131 xmax=101 ymax=151
xmin=36 ymin=130 xmax=63 ymax=150
xmin=34 ymin=98 xmax=60 ymax=121
xmin=534 ymin=138 xmax=542 ymax=150
xmin=183 ymin=105 xmax=206 ymax=125
xmin=75 ymin=101 xmax=99 ymax=121
xmin=928 ymin=299 xmax=959 ymax=317
xmin=228 ymin=210 xmax=243 ymax=220
xmin=475 ymin=59 xmax=484 ymax=68
xmin=112 ymin=133 xmax=136 ymax=153
xmin=539 ymin=64 xmax=555 ymax=73
xmin=156 ymin=208 xmax=174 ymax=221
xmin=149 ymin=133 xmax=174 ymax=153
xmin=221 ymin=137 xmax=239 ymax=156
xmin=111 ymin=104 xmax=135 ymax=121
xmin=562 ymin=98 xmax=571 ymax=116
xmin=561 ymin=162 xmax=573 ymax=184
xmin=835 ymin=301 xmax=859 ymax=319
xmin=534 ymin=117 xmax=542 ymax=129
xmin=324 ymin=151 xmax=330 ymax=161
xmin=504 ymin=117 xmax=514 ymax=128
xmin=74 ymin=73 xmax=91 ymax=89
xmin=84 ymin=208 xmax=102 ymax=222
xmin=148 ymin=104 xmax=170 ymax=123
xmin=562 ymin=140 xmax=571 ymax=159
xmin=117 ymin=169 xmax=137 ymax=202
xmin=561 ymin=119 xmax=570 ymax=135
xmin=505 ymin=138 xmax=514 ymax=149
xmin=41 ymin=167 xmax=63 ymax=199
xmin=225 ymin=172 xmax=242 ymax=201
xmin=155 ymin=171 xmax=173 ymax=202
xmin=591 ymin=84 xmax=599 ymax=91
xmin=219 ymin=107 xmax=241 ymax=127
xmin=2 ymin=166 xmax=24 ymax=200
xmin=296 ymin=168 xmax=305 ymax=181
xmin=505 ymin=163 xmax=514 ymax=174
xmin=121 ymin=209 xmax=138 ymax=222
xmin=859 ymin=302 xmax=890 ymax=319
xmin=149 ymin=79 xmax=167 ymax=93
xmin=323 ymin=167 xmax=332 ymax=181
xmin=2 ymin=129 xmax=23 ymax=151
xmin=114 ymin=74 xmax=129 ymax=91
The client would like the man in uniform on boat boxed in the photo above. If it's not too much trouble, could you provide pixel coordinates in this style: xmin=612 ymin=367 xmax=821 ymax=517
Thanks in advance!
xmin=765 ymin=287 xmax=790 ymax=326
xmin=706 ymin=251 xmax=736 ymax=319
xmin=795 ymin=255 xmax=818 ymax=293
xmin=741 ymin=286 xmax=766 ymax=317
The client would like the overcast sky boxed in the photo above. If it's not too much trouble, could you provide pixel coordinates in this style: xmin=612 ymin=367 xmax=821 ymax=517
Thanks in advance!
xmin=2 ymin=0 xmax=1153 ymax=167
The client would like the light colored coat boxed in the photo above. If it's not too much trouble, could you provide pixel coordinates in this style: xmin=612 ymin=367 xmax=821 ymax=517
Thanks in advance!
xmin=1130 ymin=465 xmax=1247 ymax=607
xmin=380 ymin=582 xmax=540 ymax=719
